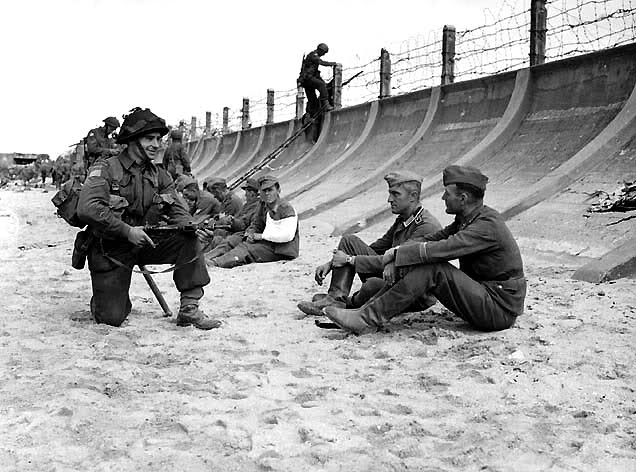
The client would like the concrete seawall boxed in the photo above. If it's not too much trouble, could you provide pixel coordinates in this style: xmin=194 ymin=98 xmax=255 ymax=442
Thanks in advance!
xmin=191 ymin=42 xmax=636 ymax=280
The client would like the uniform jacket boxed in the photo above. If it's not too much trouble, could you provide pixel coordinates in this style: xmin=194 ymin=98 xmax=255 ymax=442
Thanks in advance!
xmin=248 ymin=199 xmax=299 ymax=259
xmin=230 ymin=198 xmax=260 ymax=232
xmin=192 ymin=191 xmax=221 ymax=221
xmin=221 ymin=191 xmax=244 ymax=217
xmin=299 ymin=50 xmax=322 ymax=81
xmin=162 ymin=142 xmax=191 ymax=174
xmin=354 ymin=207 xmax=441 ymax=275
xmin=395 ymin=205 xmax=526 ymax=315
xmin=78 ymin=149 xmax=191 ymax=240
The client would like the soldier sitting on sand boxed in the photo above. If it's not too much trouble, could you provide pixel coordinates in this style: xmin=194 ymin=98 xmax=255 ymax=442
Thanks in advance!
xmin=297 ymin=171 xmax=441 ymax=318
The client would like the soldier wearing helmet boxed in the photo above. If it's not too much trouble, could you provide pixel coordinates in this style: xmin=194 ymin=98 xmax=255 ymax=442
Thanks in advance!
xmin=298 ymin=42 xmax=340 ymax=115
xmin=84 ymin=116 xmax=121 ymax=171
xmin=77 ymin=107 xmax=220 ymax=330
xmin=162 ymin=128 xmax=191 ymax=180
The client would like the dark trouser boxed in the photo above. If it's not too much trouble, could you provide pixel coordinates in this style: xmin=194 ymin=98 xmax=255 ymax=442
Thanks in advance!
xmin=302 ymin=76 xmax=329 ymax=115
xmin=87 ymin=232 xmax=210 ymax=326
xmin=210 ymin=241 xmax=288 ymax=268
xmin=205 ymin=233 xmax=244 ymax=258
xmin=329 ymin=235 xmax=434 ymax=311
xmin=367 ymin=262 xmax=517 ymax=331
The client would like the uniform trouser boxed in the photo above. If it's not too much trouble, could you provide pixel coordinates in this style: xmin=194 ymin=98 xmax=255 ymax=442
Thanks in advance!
xmin=365 ymin=262 xmax=517 ymax=331
xmin=87 ymin=232 xmax=210 ymax=326
xmin=302 ymin=76 xmax=329 ymax=115
xmin=205 ymin=233 xmax=244 ymax=258
xmin=328 ymin=235 xmax=435 ymax=310
xmin=211 ymin=241 xmax=288 ymax=268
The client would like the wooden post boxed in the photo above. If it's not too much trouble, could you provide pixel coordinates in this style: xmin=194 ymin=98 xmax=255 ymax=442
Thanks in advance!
xmin=205 ymin=111 xmax=211 ymax=135
xmin=379 ymin=48 xmax=391 ymax=99
xmin=190 ymin=116 xmax=197 ymax=141
xmin=333 ymin=64 xmax=343 ymax=109
xmin=222 ymin=107 xmax=229 ymax=133
xmin=530 ymin=0 xmax=547 ymax=66
xmin=241 ymin=98 xmax=250 ymax=130
xmin=266 ymin=88 xmax=275 ymax=125
xmin=295 ymin=86 xmax=305 ymax=120
xmin=441 ymin=25 xmax=456 ymax=85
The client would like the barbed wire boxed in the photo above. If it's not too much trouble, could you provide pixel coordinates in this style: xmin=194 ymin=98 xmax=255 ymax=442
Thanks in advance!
xmin=193 ymin=0 xmax=635 ymax=135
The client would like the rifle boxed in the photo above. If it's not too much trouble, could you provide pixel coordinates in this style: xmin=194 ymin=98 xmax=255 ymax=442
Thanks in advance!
xmin=144 ymin=220 xmax=231 ymax=234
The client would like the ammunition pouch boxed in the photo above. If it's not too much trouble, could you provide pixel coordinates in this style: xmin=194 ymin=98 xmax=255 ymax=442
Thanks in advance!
xmin=72 ymin=230 xmax=94 ymax=270
xmin=51 ymin=179 xmax=85 ymax=228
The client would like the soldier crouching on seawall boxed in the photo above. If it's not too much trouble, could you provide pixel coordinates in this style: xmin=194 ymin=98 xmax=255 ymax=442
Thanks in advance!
xmin=77 ymin=107 xmax=221 ymax=330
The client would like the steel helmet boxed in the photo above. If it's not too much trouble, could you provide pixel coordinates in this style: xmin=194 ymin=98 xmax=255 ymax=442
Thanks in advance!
xmin=170 ymin=129 xmax=183 ymax=140
xmin=103 ymin=116 xmax=120 ymax=128
xmin=317 ymin=43 xmax=329 ymax=53
xmin=116 ymin=107 xmax=169 ymax=144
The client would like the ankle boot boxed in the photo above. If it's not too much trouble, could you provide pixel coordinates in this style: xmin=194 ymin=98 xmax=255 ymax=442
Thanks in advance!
xmin=323 ymin=278 xmax=418 ymax=335
xmin=297 ymin=294 xmax=345 ymax=317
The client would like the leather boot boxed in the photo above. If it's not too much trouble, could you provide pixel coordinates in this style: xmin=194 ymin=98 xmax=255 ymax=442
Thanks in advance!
xmin=176 ymin=305 xmax=221 ymax=330
xmin=323 ymin=278 xmax=418 ymax=335
xmin=297 ymin=265 xmax=354 ymax=316
xmin=321 ymin=100 xmax=334 ymax=112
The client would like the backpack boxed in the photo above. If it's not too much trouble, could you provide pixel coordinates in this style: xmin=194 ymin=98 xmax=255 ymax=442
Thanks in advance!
xmin=51 ymin=156 xmax=124 ymax=228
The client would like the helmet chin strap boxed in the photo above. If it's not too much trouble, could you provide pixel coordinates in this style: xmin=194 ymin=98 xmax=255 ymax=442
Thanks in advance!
xmin=131 ymin=140 xmax=151 ymax=165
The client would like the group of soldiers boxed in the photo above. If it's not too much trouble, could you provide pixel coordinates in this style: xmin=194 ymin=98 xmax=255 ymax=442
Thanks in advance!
xmin=67 ymin=42 xmax=526 ymax=336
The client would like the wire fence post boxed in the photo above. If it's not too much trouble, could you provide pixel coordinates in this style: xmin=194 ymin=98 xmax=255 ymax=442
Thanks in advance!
xmin=379 ymin=48 xmax=392 ymax=99
xmin=222 ymin=107 xmax=229 ymax=134
xmin=241 ymin=98 xmax=250 ymax=130
xmin=333 ymin=64 xmax=343 ymax=109
xmin=530 ymin=0 xmax=547 ymax=66
xmin=266 ymin=89 xmax=275 ymax=125
xmin=295 ymin=86 xmax=305 ymax=120
xmin=205 ymin=111 xmax=211 ymax=135
xmin=190 ymin=116 xmax=197 ymax=141
xmin=441 ymin=25 xmax=456 ymax=85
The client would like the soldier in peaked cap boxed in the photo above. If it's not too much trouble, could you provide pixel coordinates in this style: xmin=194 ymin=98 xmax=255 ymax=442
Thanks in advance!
xmin=297 ymin=170 xmax=442 ymax=318
xmin=206 ymin=175 xmax=299 ymax=268
xmin=198 ymin=177 xmax=262 ymax=253
xmin=176 ymin=175 xmax=222 ymax=221
xmin=204 ymin=177 xmax=243 ymax=217
xmin=322 ymin=165 xmax=527 ymax=335
xmin=77 ymin=107 xmax=220 ymax=330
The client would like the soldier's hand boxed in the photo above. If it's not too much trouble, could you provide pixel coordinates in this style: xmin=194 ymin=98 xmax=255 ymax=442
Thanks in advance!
xmin=382 ymin=247 xmax=397 ymax=266
xmin=196 ymin=228 xmax=214 ymax=243
xmin=315 ymin=261 xmax=332 ymax=285
xmin=331 ymin=249 xmax=349 ymax=267
xmin=383 ymin=262 xmax=397 ymax=286
xmin=127 ymin=226 xmax=156 ymax=248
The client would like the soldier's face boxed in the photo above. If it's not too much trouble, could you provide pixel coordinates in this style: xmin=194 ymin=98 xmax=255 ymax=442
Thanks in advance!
xmin=387 ymin=186 xmax=412 ymax=215
xmin=138 ymin=132 xmax=162 ymax=160
xmin=442 ymin=184 xmax=463 ymax=214
xmin=244 ymin=188 xmax=258 ymax=203
xmin=260 ymin=185 xmax=279 ymax=205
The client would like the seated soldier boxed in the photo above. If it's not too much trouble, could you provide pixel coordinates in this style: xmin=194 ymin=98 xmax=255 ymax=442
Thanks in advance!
xmin=322 ymin=166 xmax=527 ymax=334
xmin=297 ymin=171 xmax=441 ymax=317
xmin=206 ymin=175 xmax=299 ymax=268
xmin=176 ymin=175 xmax=222 ymax=222
xmin=198 ymin=177 xmax=261 ymax=252
xmin=204 ymin=177 xmax=244 ymax=217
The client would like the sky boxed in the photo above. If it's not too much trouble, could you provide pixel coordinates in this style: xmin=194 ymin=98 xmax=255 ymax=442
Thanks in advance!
xmin=0 ymin=0 xmax=527 ymax=158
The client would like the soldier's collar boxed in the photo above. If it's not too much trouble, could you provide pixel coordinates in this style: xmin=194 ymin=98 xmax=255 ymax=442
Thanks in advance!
xmin=118 ymin=149 xmax=135 ymax=170
xmin=402 ymin=206 xmax=424 ymax=228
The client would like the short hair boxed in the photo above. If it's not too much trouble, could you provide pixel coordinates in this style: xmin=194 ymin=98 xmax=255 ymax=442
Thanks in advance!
xmin=397 ymin=180 xmax=421 ymax=199
xmin=455 ymin=182 xmax=484 ymax=200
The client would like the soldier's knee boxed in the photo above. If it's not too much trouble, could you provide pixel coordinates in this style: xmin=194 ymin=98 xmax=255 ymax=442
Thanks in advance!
xmin=338 ymin=234 xmax=363 ymax=252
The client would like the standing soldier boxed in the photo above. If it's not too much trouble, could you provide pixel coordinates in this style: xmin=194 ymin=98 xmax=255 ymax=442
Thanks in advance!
xmin=162 ymin=129 xmax=191 ymax=180
xmin=77 ymin=107 xmax=220 ymax=330
xmin=85 ymin=116 xmax=120 ymax=170
xmin=298 ymin=43 xmax=340 ymax=115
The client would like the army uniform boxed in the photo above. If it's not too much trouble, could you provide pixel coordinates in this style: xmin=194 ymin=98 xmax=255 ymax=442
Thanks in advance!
xmin=162 ymin=133 xmax=191 ymax=180
xmin=298 ymin=43 xmax=336 ymax=115
xmin=85 ymin=118 xmax=119 ymax=169
xmin=176 ymin=176 xmax=222 ymax=221
xmin=323 ymin=166 xmax=527 ymax=334
xmin=77 ymin=109 xmax=213 ymax=328
xmin=204 ymin=177 xmax=244 ymax=217
xmin=297 ymin=171 xmax=441 ymax=317
xmin=208 ymin=176 xmax=299 ymax=268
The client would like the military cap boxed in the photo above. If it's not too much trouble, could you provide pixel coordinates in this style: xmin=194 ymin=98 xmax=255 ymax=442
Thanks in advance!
xmin=442 ymin=165 xmax=488 ymax=191
xmin=175 ymin=175 xmax=198 ymax=192
xmin=384 ymin=170 xmax=422 ymax=188
xmin=258 ymin=174 xmax=279 ymax=190
xmin=241 ymin=178 xmax=259 ymax=191
xmin=103 ymin=116 xmax=120 ymax=128
xmin=204 ymin=177 xmax=227 ymax=188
